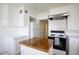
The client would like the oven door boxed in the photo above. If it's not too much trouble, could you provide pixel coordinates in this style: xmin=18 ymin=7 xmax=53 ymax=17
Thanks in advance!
xmin=53 ymin=38 xmax=66 ymax=51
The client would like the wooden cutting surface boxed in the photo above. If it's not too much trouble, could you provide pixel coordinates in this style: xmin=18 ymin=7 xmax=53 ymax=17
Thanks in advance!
xmin=20 ymin=37 xmax=53 ymax=53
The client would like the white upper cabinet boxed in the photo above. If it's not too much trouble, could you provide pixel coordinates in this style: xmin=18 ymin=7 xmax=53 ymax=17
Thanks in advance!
xmin=18 ymin=6 xmax=29 ymax=27
xmin=8 ymin=5 xmax=29 ymax=27
xmin=0 ymin=4 xmax=8 ymax=27
xmin=24 ymin=7 xmax=29 ymax=27
xmin=68 ymin=4 xmax=79 ymax=30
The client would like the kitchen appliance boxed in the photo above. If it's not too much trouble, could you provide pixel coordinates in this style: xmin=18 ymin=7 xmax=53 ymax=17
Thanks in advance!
xmin=48 ymin=30 xmax=69 ymax=55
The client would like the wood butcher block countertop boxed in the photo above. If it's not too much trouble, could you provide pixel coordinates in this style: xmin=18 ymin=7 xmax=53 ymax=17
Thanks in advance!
xmin=20 ymin=37 xmax=53 ymax=53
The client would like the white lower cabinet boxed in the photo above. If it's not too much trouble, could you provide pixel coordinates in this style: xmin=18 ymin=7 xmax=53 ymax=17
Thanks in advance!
xmin=21 ymin=45 xmax=49 ymax=55
xmin=69 ymin=37 xmax=79 ymax=55
xmin=2 ymin=36 xmax=29 ymax=55
xmin=4 ymin=37 xmax=20 ymax=55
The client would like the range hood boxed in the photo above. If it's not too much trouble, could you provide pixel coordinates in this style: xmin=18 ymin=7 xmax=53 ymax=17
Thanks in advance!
xmin=48 ymin=13 xmax=69 ymax=20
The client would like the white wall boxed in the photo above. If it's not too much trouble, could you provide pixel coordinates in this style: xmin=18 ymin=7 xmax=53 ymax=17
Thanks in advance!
xmin=36 ymin=12 xmax=49 ymax=20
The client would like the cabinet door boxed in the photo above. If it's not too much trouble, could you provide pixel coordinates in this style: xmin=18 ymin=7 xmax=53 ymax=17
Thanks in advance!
xmin=21 ymin=45 xmax=48 ymax=55
xmin=69 ymin=37 xmax=78 ymax=55
xmin=68 ymin=5 xmax=79 ymax=30
xmin=18 ymin=8 xmax=29 ymax=27
xmin=8 ymin=6 xmax=29 ymax=27
xmin=17 ymin=8 xmax=24 ymax=27
xmin=0 ymin=4 xmax=8 ymax=27
xmin=24 ymin=11 xmax=29 ymax=27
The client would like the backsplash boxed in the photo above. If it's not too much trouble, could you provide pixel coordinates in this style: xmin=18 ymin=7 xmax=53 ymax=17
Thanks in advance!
xmin=0 ymin=26 xmax=29 ymax=38
xmin=66 ymin=30 xmax=79 ymax=37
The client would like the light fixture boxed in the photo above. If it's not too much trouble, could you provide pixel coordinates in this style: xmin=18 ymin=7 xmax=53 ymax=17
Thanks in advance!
xmin=19 ymin=9 xmax=22 ymax=14
xmin=25 ymin=10 xmax=28 ymax=13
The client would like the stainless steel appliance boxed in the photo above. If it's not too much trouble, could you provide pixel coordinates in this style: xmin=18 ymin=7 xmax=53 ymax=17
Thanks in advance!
xmin=48 ymin=30 xmax=69 ymax=55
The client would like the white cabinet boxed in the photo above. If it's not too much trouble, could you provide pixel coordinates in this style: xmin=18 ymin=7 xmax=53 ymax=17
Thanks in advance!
xmin=8 ymin=5 xmax=29 ymax=27
xmin=18 ymin=7 xmax=29 ymax=27
xmin=5 ymin=37 xmax=20 ymax=55
xmin=1 ymin=36 xmax=29 ymax=55
xmin=68 ymin=4 xmax=79 ymax=30
xmin=69 ymin=37 xmax=79 ymax=55
xmin=0 ymin=4 xmax=8 ymax=27
xmin=2 ymin=36 xmax=15 ymax=55
xmin=21 ymin=45 xmax=48 ymax=55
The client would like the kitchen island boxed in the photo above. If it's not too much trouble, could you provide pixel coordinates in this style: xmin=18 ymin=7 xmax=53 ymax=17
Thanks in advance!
xmin=20 ymin=37 xmax=53 ymax=55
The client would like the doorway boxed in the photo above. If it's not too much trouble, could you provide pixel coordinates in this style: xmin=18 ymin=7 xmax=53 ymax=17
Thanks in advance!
xmin=29 ymin=16 xmax=39 ymax=38
xmin=29 ymin=18 xmax=48 ymax=39
xmin=39 ymin=19 xmax=48 ymax=38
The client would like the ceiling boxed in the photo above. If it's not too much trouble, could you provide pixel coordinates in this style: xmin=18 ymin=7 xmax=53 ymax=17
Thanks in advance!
xmin=7 ymin=3 xmax=73 ymax=14
xmin=32 ymin=3 xmax=72 ymax=14
xmin=35 ymin=3 xmax=71 ymax=8
xmin=7 ymin=3 xmax=72 ymax=10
